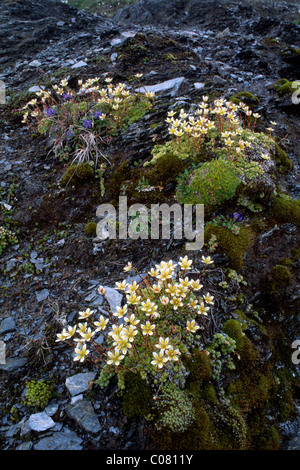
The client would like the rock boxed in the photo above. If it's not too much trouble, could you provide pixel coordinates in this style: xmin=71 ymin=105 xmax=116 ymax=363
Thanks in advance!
xmin=0 ymin=357 xmax=27 ymax=372
xmin=135 ymin=77 xmax=186 ymax=97
xmin=0 ymin=317 xmax=16 ymax=335
xmin=44 ymin=404 xmax=59 ymax=417
xmin=16 ymin=441 xmax=34 ymax=451
xmin=28 ymin=60 xmax=42 ymax=67
xmin=194 ymin=82 xmax=205 ymax=90
xmin=36 ymin=289 xmax=49 ymax=302
xmin=66 ymin=399 xmax=101 ymax=434
xmin=71 ymin=394 xmax=83 ymax=405
xmin=110 ymin=52 xmax=118 ymax=62
xmin=27 ymin=412 xmax=55 ymax=432
xmin=259 ymin=225 xmax=280 ymax=244
xmin=286 ymin=436 xmax=300 ymax=450
xmin=103 ymin=286 xmax=123 ymax=313
xmin=216 ymin=27 xmax=231 ymax=39
xmin=65 ymin=371 xmax=96 ymax=397
xmin=33 ymin=427 xmax=83 ymax=450
xmin=71 ymin=60 xmax=88 ymax=69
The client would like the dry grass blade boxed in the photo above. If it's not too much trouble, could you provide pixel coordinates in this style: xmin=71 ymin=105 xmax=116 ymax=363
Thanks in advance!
xmin=71 ymin=131 xmax=111 ymax=168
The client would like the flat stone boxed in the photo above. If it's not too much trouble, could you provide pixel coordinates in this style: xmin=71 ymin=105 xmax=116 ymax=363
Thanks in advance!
xmin=44 ymin=404 xmax=59 ymax=417
xmin=66 ymin=399 xmax=101 ymax=434
xmin=71 ymin=60 xmax=88 ymax=69
xmin=27 ymin=412 xmax=55 ymax=432
xmin=29 ymin=60 xmax=42 ymax=67
xmin=194 ymin=82 xmax=205 ymax=90
xmin=110 ymin=52 xmax=118 ymax=62
xmin=33 ymin=428 xmax=83 ymax=450
xmin=287 ymin=436 xmax=300 ymax=450
xmin=103 ymin=286 xmax=123 ymax=314
xmin=0 ymin=317 xmax=16 ymax=335
xmin=136 ymin=77 xmax=185 ymax=96
xmin=36 ymin=289 xmax=49 ymax=302
xmin=28 ymin=85 xmax=43 ymax=93
xmin=0 ymin=357 xmax=27 ymax=372
xmin=65 ymin=371 xmax=96 ymax=396
xmin=16 ymin=441 xmax=33 ymax=450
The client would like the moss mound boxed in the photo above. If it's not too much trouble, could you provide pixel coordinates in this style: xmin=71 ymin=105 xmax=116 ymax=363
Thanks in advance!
xmin=60 ymin=162 xmax=95 ymax=187
xmin=84 ymin=222 xmax=97 ymax=238
xmin=270 ymin=264 xmax=293 ymax=291
xmin=272 ymin=142 xmax=293 ymax=174
xmin=269 ymin=194 xmax=300 ymax=226
xmin=176 ymin=158 xmax=240 ymax=210
xmin=204 ymin=224 xmax=254 ymax=270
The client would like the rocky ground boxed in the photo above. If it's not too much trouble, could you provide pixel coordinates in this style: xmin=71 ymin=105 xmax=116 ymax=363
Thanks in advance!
xmin=0 ymin=0 xmax=299 ymax=451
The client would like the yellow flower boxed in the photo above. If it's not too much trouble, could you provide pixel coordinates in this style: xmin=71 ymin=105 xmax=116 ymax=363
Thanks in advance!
xmin=160 ymin=295 xmax=169 ymax=306
xmin=114 ymin=337 xmax=131 ymax=355
xmin=78 ymin=308 xmax=94 ymax=319
xmin=165 ymin=346 xmax=181 ymax=362
xmin=123 ymin=262 xmax=132 ymax=272
xmin=113 ymin=305 xmax=128 ymax=318
xmin=122 ymin=325 xmax=138 ymax=342
xmin=165 ymin=283 xmax=179 ymax=296
xmin=203 ymin=293 xmax=214 ymax=304
xmin=151 ymin=350 xmax=168 ymax=368
xmin=170 ymin=296 xmax=183 ymax=310
xmin=190 ymin=279 xmax=203 ymax=291
xmin=202 ymin=255 xmax=214 ymax=265
xmin=77 ymin=322 xmax=88 ymax=334
xmin=179 ymin=277 xmax=191 ymax=288
xmin=197 ymin=301 xmax=210 ymax=316
xmin=155 ymin=336 xmax=171 ymax=351
xmin=141 ymin=321 xmax=155 ymax=336
xmin=141 ymin=298 xmax=156 ymax=313
xmin=126 ymin=292 xmax=141 ymax=305
xmin=126 ymin=281 xmax=139 ymax=294
xmin=178 ymin=255 xmax=192 ymax=270
xmin=79 ymin=327 xmax=95 ymax=342
xmin=124 ymin=314 xmax=140 ymax=326
xmin=186 ymin=320 xmax=200 ymax=333
xmin=107 ymin=349 xmax=124 ymax=365
xmin=156 ymin=268 xmax=173 ymax=281
xmin=65 ymin=326 xmax=76 ymax=338
xmin=152 ymin=283 xmax=162 ymax=294
xmin=73 ymin=344 xmax=89 ymax=362
xmin=108 ymin=324 xmax=123 ymax=338
xmin=98 ymin=285 xmax=106 ymax=295
xmin=55 ymin=329 xmax=69 ymax=342
xmin=189 ymin=298 xmax=198 ymax=309
xmin=148 ymin=267 xmax=159 ymax=277
xmin=94 ymin=315 xmax=109 ymax=331
xmin=115 ymin=280 xmax=128 ymax=290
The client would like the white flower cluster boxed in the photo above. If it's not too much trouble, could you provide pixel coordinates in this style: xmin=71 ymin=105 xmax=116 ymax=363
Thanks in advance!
xmin=55 ymin=256 xmax=215 ymax=371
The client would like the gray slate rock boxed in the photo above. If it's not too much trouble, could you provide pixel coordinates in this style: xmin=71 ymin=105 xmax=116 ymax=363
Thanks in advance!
xmin=0 ymin=317 xmax=16 ymax=335
xmin=33 ymin=427 xmax=83 ymax=450
xmin=65 ymin=371 xmax=96 ymax=397
xmin=0 ymin=357 xmax=27 ymax=372
xmin=66 ymin=399 xmax=101 ymax=434
xmin=27 ymin=412 xmax=56 ymax=432
xmin=135 ymin=77 xmax=185 ymax=96
xmin=36 ymin=289 xmax=49 ymax=302
xmin=103 ymin=286 xmax=123 ymax=314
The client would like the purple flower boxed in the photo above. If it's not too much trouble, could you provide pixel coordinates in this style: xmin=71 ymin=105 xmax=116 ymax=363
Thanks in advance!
xmin=82 ymin=119 xmax=92 ymax=129
xmin=62 ymin=92 xmax=73 ymax=101
xmin=93 ymin=110 xmax=103 ymax=119
xmin=232 ymin=212 xmax=244 ymax=222
xmin=65 ymin=129 xmax=74 ymax=141
xmin=45 ymin=108 xmax=57 ymax=117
